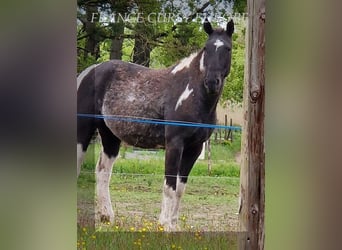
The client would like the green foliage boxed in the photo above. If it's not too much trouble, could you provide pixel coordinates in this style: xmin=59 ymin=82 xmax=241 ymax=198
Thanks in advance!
xmin=77 ymin=53 xmax=97 ymax=73
xmin=232 ymin=0 xmax=248 ymax=13
xmin=77 ymin=1 xmax=246 ymax=101
xmin=222 ymin=26 xmax=245 ymax=104
xmin=121 ymin=37 xmax=135 ymax=62
xmin=150 ymin=21 xmax=207 ymax=68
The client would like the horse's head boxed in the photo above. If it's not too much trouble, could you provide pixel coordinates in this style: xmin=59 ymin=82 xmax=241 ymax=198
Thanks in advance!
xmin=202 ymin=19 xmax=234 ymax=95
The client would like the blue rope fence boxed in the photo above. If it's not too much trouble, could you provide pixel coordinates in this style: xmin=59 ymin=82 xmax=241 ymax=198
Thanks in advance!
xmin=77 ymin=113 xmax=242 ymax=131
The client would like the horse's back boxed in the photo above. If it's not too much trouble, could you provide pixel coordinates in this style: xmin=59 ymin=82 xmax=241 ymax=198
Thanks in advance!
xmin=98 ymin=61 xmax=168 ymax=148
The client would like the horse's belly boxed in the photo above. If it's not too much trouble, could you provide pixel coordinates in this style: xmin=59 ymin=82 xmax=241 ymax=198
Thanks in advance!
xmin=102 ymin=85 xmax=165 ymax=148
xmin=105 ymin=120 xmax=165 ymax=149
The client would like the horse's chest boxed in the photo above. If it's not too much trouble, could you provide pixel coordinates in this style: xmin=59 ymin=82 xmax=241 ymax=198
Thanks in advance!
xmin=186 ymin=127 xmax=214 ymax=145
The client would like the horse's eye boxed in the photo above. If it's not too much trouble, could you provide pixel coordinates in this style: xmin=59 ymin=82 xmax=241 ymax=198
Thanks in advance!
xmin=226 ymin=47 xmax=231 ymax=52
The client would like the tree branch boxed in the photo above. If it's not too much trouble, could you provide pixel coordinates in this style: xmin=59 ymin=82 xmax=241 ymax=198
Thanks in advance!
xmin=77 ymin=34 xmax=91 ymax=40
xmin=77 ymin=46 xmax=89 ymax=52
xmin=152 ymin=1 xmax=210 ymax=40
xmin=186 ymin=1 xmax=210 ymax=22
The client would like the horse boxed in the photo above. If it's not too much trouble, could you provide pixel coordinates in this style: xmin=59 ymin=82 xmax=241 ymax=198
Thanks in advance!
xmin=77 ymin=19 xmax=234 ymax=231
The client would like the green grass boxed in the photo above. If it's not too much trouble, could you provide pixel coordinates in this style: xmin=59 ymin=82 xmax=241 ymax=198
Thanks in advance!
xmin=82 ymin=132 xmax=242 ymax=177
xmin=77 ymin=229 xmax=240 ymax=249
xmin=78 ymin=133 xmax=242 ymax=248
xmin=78 ymin=173 xmax=241 ymax=248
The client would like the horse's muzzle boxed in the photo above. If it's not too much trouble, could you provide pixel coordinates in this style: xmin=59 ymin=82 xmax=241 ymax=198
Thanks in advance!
xmin=204 ymin=78 xmax=222 ymax=95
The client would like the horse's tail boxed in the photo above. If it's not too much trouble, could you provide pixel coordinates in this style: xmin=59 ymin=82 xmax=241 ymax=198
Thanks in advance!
xmin=77 ymin=64 xmax=99 ymax=90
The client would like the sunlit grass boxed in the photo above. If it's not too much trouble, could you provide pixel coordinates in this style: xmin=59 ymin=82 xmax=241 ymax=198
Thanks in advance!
xmin=78 ymin=134 xmax=242 ymax=249
xmin=77 ymin=222 xmax=240 ymax=250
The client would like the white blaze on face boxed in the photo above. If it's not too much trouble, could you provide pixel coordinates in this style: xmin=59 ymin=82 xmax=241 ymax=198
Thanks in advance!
xmin=175 ymin=84 xmax=194 ymax=111
xmin=199 ymin=51 xmax=205 ymax=72
xmin=95 ymin=151 xmax=117 ymax=223
xmin=171 ymin=52 xmax=197 ymax=74
xmin=213 ymin=39 xmax=224 ymax=51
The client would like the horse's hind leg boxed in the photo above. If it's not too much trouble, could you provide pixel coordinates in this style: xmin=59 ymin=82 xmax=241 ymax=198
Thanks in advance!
xmin=77 ymin=118 xmax=96 ymax=177
xmin=95 ymin=120 xmax=121 ymax=223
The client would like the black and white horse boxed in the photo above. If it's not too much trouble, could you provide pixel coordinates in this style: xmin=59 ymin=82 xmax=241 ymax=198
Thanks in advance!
xmin=77 ymin=19 xmax=234 ymax=231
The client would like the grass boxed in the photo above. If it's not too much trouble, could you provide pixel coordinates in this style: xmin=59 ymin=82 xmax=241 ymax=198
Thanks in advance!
xmin=77 ymin=132 xmax=242 ymax=249
xmin=77 ymin=230 xmax=241 ymax=250
xmin=81 ymin=132 xmax=241 ymax=177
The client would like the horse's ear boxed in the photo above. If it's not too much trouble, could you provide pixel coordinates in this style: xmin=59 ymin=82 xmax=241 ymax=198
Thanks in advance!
xmin=226 ymin=19 xmax=234 ymax=37
xmin=203 ymin=18 xmax=213 ymax=35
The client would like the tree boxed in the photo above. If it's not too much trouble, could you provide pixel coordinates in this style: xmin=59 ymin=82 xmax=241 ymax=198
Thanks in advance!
xmin=77 ymin=0 xmax=247 ymax=105
xmin=126 ymin=1 xmax=157 ymax=66
xmin=108 ymin=0 xmax=129 ymax=60
xmin=232 ymin=0 xmax=247 ymax=13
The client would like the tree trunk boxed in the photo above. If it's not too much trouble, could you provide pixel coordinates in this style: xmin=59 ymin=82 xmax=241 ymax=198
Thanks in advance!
xmin=110 ymin=22 xmax=125 ymax=60
xmin=84 ymin=5 xmax=100 ymax=59
xmin=132 ymin=22 xmax=152 ymax=67
xmin=132 ymin=34 xmax=151 ymax=67
xmin=109 ymin=0 xmax=127 ymax=60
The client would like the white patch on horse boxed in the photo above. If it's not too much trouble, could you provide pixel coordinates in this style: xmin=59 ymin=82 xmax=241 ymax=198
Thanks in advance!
xmin=159 ymin=180 xmax=176 ymax=230
xmin=176 ymin=176 xmax=186 ymax=198
xmin=175 ymin=84 xmax=194 ymax=111
xmin=77 ymin=143 xmax=85 ymax=177
xmin=199 ymin=51 xmax=205 ymax=72
xmin=213 ymin=39 xmax=224 ymax=51
xmin=159 ymin=176 xmax=185 ymax=231
xmin=77 ymin=63 xmax=99 ymax=90
xmin=127 ymin=93 xmax=136 ymax=102
xmin=95 ymin=151 xmax=117 ymax=223
xmin=171 ymin=52 xmax=197 ymax=74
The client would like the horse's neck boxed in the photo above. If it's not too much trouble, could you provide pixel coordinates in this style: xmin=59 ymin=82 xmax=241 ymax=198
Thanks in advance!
xmin=204 ymin=93 xmax=221 ymax=114
xmin=180 ymin=66 xmax=222 ymax=114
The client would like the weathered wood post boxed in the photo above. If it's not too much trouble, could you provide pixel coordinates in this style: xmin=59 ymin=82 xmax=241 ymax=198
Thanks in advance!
xmin=225 ymin=114 xmax=228 ymax=139
xmin=228 ymin=118 xmax=233 ymax=141
xmin=238 ymin=0 xmax=265 ymax=249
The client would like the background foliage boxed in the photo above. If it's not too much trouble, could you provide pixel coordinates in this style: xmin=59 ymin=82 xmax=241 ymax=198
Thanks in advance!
xmin=77 ymin=0 xmax=246 ymax=104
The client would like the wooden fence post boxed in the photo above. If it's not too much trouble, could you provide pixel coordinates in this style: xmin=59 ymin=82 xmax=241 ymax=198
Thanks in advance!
xmin=238 ymin=0 xmax=265 ymax=249
xmin=207 ymin=139 xmax=212 ymax=175
xmin=228 ymin=118 xmax=233 ymax=141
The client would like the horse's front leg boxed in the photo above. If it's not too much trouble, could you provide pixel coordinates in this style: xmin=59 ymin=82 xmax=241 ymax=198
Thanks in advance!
xmin=159 ymin=140 xmax=183 ymax=231
xmin=159 ymin=142 xmax=204 ymax=231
